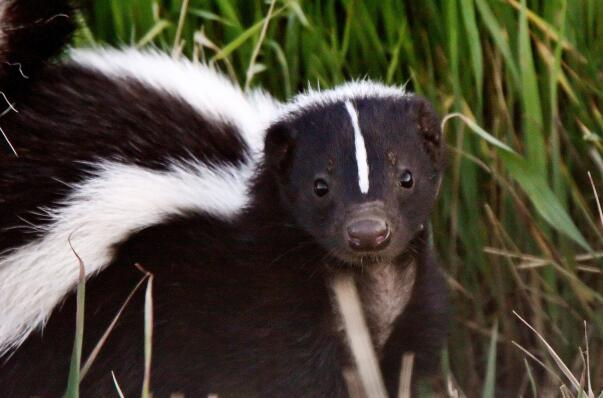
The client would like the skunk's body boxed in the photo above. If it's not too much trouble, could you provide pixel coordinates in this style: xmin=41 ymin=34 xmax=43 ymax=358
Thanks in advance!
xmin=0 ymin=1 xmax=447 ymax=397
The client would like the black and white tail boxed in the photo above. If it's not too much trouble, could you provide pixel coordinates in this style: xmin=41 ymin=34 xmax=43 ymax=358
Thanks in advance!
xmin=0 ymin=45 xmax=279 ymax=354
xmin=0 ymin=0 xmax=285 ymax=358
xmin=0 ymin=0 xmax=75 ymax=93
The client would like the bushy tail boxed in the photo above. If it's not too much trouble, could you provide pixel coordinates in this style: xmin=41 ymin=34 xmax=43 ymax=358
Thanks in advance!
xmin=0 ymin=0 xmax=75 ymax=94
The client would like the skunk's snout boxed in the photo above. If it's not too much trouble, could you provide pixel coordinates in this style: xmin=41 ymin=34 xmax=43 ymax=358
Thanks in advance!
xmin=346 ymin=218 xmax=390 ymax=251
xmin=345 ymin=201 xmax=391 ymax=251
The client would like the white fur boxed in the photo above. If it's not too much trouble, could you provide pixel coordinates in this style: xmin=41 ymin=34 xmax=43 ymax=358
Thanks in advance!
xmin=357 ymin=261 xmax=417 ymax=351
xmin=70 ymin=48 xmax=280 ymax=155
xmin=277 ymin=80 xmax=407 ymax=122
xmin=0 ymin=159 xmax=253 ymax=354
xmin=345 ymin=101 xmax=369 ymax=194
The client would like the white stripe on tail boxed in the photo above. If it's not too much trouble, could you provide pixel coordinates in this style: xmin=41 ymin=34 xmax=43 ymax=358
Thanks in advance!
xmin=0 ymin=159 xmax=253 ymax=355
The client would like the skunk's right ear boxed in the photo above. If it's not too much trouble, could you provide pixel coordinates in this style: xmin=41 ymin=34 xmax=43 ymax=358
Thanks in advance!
xmin=264 ymin=121 xmax=296 ymax=176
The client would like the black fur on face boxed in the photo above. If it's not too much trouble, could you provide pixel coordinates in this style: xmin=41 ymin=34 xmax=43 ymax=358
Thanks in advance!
xmin=264 ymin=95 xmax=444 ymax=265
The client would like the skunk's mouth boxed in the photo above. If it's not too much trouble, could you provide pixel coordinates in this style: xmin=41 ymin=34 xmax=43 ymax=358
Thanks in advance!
xmin=324 ymin=245 xmax=400 ymax=268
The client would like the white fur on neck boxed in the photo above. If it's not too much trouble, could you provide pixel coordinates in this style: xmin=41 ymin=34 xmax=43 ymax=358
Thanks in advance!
xmin=345 ymin=101 xmax=370 ymax=194
xmin=357 ymin=261 xmax=417 ymax=350
xmin=331 ymin=261 xmax=417 ymax=354
xmin=0 ymin=159 xmax=253 ymax=355
xmin=70 ymin=48 xmax=280 ymax=155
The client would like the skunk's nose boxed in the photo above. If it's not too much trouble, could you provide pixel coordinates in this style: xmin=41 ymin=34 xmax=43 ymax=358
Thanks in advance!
xmin=346 ymin=219 xmax=391 ymax=251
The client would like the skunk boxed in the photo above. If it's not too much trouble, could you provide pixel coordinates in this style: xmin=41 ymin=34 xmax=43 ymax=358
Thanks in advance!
xmin=0 ymin=1 xmax=447 ymax=396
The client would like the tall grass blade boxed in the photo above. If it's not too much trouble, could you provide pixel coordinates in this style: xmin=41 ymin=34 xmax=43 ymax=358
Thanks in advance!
xmin=188 ymin=8 xmax=236 ymax=27
xmin=481 ymin=321 xmax=498 ymax=398
xmin=80 ymin=274 xmax=150 ymax=380
xmin=474 ymin=0 xmax=520 ymax=85
xmin=514 ymin=311 xmax=581 ymax=391
xmin=171 ymin=0 xmax=190 ymax=58
xmin=583 ymin=321 xmax=594 ymax=397
xmin=518 ymin=0 xmax=545 ymax=176
xmin=446 ymin=0 xmax=461 ymax=109
xmin=64 ymin=241 xmax=86 ymax=398
xmin=137 ymin=19 xmax=171 ymax=48
xmin=245 ymin=0 xmax=277 ymax=90
xmin=506 ymin=0 xmax=581 ymax=57
xmin=442 ymin=113 xmax=516 ymax=153
xmin=588 ymin=172 xmax=603 ymax=228
xmin=460 ymin=0 xmax=483 ymax=109
xmin=112 ymin=371 xmax=126 ymax=398
xmin=500 ymin=152 xmax=591 ymax=250
xmin=524 ymin=358 xmax=538 ymax=397
xmin=512 ymin=340 xmax=563 ymax=383
xmin=397 ymin=352 xmax=414 ymax=398
xmin=210 ymin=7 xmax=285 ymax=62
xmin=141 ymin=272 xmax=154 ymax=398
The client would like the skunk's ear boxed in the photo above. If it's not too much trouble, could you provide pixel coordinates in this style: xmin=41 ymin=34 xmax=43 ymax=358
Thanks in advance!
xmin=0 ymin=0 xmax=76 ymax=89
xmin=264 ymin=121 xmax=297 ymax=177
xmin=411 ymin=96 xmax=445 ymax=169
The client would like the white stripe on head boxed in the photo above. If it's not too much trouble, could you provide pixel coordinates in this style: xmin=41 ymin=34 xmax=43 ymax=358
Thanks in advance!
xmin=345 ymin=101 xmax=369 ymax=194
xmin=275 ymin=80 xmax=407 ymax=123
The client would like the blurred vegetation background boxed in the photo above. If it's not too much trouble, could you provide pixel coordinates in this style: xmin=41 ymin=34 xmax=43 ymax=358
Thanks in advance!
xmin=75 ymin=0 xmax=602 ymax=396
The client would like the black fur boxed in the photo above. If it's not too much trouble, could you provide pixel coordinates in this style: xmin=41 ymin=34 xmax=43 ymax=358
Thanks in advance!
xmin=0 ymin=0 xmax=75 ymax=95
xmin=0 ymin=1 xmax=448 ymax=396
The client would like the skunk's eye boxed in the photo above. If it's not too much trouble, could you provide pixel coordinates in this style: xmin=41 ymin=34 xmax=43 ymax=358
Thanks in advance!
xmin=399 ymin=170 xmax=413 ymax=188
xmin=314 ymin=179 xmax=329 ymax=197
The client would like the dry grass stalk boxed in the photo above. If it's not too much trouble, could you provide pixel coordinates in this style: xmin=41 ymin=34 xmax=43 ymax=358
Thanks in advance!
xmin=397 ymin=352 xmax=414 ymax=398
xmin=332 ymin=274 xmax=387 ymax=398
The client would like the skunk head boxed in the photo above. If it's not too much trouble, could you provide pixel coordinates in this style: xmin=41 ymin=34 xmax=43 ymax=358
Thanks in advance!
xmin=264 ymin=83 xmax=445 ymax=266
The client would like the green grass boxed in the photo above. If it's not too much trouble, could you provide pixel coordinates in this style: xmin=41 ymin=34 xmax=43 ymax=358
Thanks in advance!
xmin=73 ymin=0 xmax=603 ymax=396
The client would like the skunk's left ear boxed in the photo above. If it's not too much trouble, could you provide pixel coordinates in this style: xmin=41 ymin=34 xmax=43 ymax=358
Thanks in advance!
xmin=411 ymin=96 xmax=445 ymax=169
